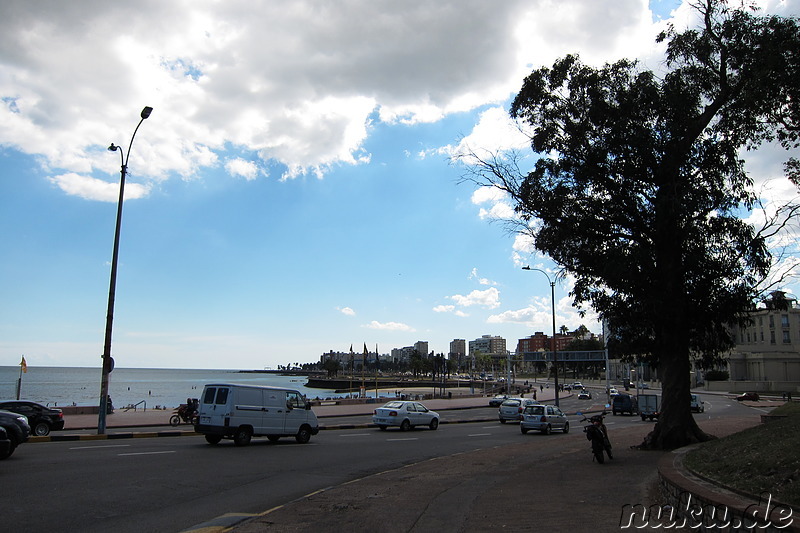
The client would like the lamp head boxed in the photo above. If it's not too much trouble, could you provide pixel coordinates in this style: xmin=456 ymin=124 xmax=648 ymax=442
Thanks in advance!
xmin=140 ymin=106 xmax=153 ymax=119
xmin=108 ymin=143 xmax=119 ymax=152
xmin=522 ymin=265 xmax=531 ymax=270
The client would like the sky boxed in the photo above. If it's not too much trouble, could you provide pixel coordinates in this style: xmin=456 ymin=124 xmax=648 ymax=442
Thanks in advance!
xmin=1 ymin=0 xmax=798 ymax=370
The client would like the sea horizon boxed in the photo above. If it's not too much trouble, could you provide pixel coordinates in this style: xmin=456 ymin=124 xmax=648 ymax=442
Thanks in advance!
xmin=0 ymin=366 xmax=339 ymax=409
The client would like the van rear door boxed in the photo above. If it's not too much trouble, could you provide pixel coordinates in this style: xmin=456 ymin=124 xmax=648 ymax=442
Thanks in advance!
xmin=200 ymin=385 xmax=230 ymax=428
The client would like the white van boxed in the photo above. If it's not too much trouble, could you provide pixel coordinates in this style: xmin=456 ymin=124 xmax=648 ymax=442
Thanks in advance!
xmin=194 ymin=383 xmax=319 ymax=446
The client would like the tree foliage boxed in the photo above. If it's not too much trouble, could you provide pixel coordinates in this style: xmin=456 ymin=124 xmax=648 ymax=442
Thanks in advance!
xmin=460 ymin=0 xmax=800 ymax=449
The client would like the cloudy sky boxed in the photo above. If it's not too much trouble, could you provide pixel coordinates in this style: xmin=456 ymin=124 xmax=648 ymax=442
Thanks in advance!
xmin=1 ymin=0 xmax=798 ymax=370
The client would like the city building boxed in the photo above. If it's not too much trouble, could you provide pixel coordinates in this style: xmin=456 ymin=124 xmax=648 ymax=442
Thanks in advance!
xmin=712 ymin=291 xmax=800 ymax=394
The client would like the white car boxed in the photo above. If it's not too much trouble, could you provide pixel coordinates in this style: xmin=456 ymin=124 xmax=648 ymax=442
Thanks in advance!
xmin=498 ymin=398 xmax=539 ymax=423
xmin=372 ymin=401 xmax=439 ymax=431
xmin=520 ymin=404 xmax=569 ymax=435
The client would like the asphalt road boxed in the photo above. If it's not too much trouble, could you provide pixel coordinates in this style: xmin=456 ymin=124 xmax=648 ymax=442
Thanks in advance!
xmin=2 ymin=392 xmax=760 ymax=532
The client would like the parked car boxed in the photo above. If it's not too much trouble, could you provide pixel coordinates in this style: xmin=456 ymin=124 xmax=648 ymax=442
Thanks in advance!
xmin=488 ymin=395 xmax=509 ymax=407
xmin=520 ymin=404 xmax=569 ymax=435
xmin=690 ymin=394 xmax=705 ymax=413
xmin=373 ymin=401 xmax=439 ymax=431
xmin=0 ymin=400 xmax=65 ymax=436
xmin=0 ymin=410 xmax=30 ymax=459
xmin=0 ymin=427 xmax=10 ymax=459
xmin=498 ymin=398 xmax=538 ymax=423
xmin=612 ymin=393 xmax=638 ymax=416
xmin=578 ymin=390 xmax=592 ymax=400
xmin=735 ymin=392 xmax=760 ymax=402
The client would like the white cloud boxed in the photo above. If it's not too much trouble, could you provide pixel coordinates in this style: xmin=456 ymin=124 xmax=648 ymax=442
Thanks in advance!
xmin=449 ymin=287 xmax=501 ymax=309
xmin=468 ymin=268 xmax=497 ymax=286
xmin=363 ymin=320 xmax=415 ymax=332
xmin=338 ymin=307 xmax=356 ymax=316
xmin=225 ymin=158 xmax=262 ymax=181
xmin=48 ymin=173 xmax=150 ymax=202
xmin=0 ymin=0 xmax=689 ymax=198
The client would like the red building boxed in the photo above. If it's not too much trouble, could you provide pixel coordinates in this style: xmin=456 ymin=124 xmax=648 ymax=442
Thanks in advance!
xmin=516 ymin=332 xmax=574 ymax=354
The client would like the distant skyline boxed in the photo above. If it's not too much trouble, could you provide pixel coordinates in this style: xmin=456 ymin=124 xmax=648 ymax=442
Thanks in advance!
xmin=1 ymin=1 xmax=798 ymax=370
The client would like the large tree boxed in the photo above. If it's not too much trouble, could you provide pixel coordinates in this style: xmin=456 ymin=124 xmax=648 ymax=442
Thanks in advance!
xmin=460 ymin=0 xmax=800 ymax=449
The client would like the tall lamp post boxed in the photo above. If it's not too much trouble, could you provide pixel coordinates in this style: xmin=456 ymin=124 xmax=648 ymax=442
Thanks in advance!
xmin=98 ymin=106 xmax=153 ymax=434
xmin=522 ymin=266 xmax=559 ymax=406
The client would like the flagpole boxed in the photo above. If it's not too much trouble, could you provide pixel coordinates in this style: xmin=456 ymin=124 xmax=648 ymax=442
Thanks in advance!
xmin=375 ymin=343 xmax=379 ymax=399
xmin=17 ymin=356 xmax=26 ymax=400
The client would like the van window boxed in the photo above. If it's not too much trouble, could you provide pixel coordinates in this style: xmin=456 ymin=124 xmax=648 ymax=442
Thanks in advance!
xmin=238 ymin=388 xmax=261 ymax=406
xmin=203 ymin=387 xmax=217 ymax=404
xmin=286 ymin=391 xmax=305 ymax=409
xmin=203 ymin=387 xmax=229 ymax=405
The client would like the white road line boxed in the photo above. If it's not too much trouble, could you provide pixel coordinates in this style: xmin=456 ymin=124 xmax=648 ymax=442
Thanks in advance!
xmin=339 ymin=433 xmax=371 ymax=437
xmin=468 ymin=433 xmax=492 ymax=437
xmin=70 ymin=444 xmax=132 ymax=450
xmin=118 ymin=450 xmax=177 ymax=456
xmin=387 ymin=438 xmax=418 ymax=442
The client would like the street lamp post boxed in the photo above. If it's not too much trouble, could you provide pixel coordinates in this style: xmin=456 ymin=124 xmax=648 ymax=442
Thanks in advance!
xmin=98 ymin=106 xmax=153 ymax=434
xmin=522 ymin=266 xmax=559 ymax=406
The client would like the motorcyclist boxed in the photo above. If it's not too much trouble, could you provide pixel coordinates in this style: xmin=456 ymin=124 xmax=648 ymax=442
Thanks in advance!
xmin=585 ymin=415 xmax=613 ymax=462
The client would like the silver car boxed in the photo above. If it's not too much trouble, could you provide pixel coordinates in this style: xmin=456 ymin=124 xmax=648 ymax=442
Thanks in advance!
xmin=498 ymin=398 xmax=539 ymax=423
xmin=372 ymin=401 xmax=439 ymax=431
xmin=520 ymin=404 xmax=569 ymax=434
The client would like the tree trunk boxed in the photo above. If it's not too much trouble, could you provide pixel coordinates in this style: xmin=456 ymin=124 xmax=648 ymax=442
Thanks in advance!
xmin=638 ymin=167 xmax=715 ymax=450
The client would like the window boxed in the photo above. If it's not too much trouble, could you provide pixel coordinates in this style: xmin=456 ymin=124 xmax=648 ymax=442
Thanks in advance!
xmin=771 ymin=331 xmax=776 ymax=344
xmin=782 ymin=314 xmax=790 ymax=328
xmin=783 ymin=331 xmax=791 ymax=344
xmin=770 ymin=315 xmax=775 ymax=328
xmin=203 ymin=387 xmax=217 ymax=404
xmin=286 ymin=391 xmax=305 ymax=409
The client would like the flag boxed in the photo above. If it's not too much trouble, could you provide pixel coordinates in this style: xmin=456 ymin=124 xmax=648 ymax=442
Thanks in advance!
xmin=20 ymin=356 xmax=27 ymax=373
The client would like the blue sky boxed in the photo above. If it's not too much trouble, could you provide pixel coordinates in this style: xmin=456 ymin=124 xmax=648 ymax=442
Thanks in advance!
xmin=1 ymin=0 xmax=798 ymax=370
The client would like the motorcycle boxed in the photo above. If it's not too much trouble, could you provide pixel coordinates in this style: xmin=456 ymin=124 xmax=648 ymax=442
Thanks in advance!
xmin=581 ymin=411 xmax=613 ymax=464
xmin=170 ymin=398 xmax=199 ymax=426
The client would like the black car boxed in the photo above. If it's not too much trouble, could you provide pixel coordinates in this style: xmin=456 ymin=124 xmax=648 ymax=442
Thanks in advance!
xmin=0 ymin=401 xmax=64 ymax=436
xmin=0 ymin=409 xmax=30 ymax=459
xmin=0 ymin=427 xmax=10 ymax=459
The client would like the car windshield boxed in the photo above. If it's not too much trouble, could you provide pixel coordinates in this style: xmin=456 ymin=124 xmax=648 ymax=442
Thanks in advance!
xmin=382 ymin=401 xmax=405 ymax=409
xmin=501 ymin=399 xmax=521 ymax=407
xmin=526 ymin=405 xmax=545 ymax=415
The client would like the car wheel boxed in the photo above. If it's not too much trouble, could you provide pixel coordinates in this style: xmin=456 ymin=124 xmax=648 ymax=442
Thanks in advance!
xmin=500 ymin=419 xmax=506 ymax=424
xmin=33 ymin=422 xmax=51 ymax=436
xmin=0 ymin=441 xmax=14 ymax=459
xmin=295 ymin=426 xmax=311 ymax=444
xmin=429 ymin=418 xmax=439 ymax=430
xmin=563 ymin=422 xmax=569 ymax=434
xmin=400 ymin=419 xmax=411 ymax=432
xmin=233 ymin=427 xmax=252 ymax=446
xmin=521 ymin=426 xmax=528 ymax=434
xmin=378 ymin=425 xmax=387 ymax=431
xmin=542 ymin=424 xmax=551 ymax=435
xmin=204 ymin=434 xmax=222 ymax=445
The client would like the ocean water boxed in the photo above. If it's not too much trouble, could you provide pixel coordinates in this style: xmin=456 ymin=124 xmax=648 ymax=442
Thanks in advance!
xmin=0 ymin=366 xmax=340 ymax=408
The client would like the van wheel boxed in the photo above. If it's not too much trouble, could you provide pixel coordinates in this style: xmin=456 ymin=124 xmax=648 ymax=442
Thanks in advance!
xmin=378 ymin=425 xmax=387 ymax=431
xmin=400 ymin=419 xmax=411 ymax=432
xmin=521 ymin=426 xmax=528 ymax=434
xmin=295 ymin=426 xmax=311 ymax=444
xmin=233 ymin=427 xmax=252 ymax=446
xmin=205 ymin=434 xmax=222 ymax=445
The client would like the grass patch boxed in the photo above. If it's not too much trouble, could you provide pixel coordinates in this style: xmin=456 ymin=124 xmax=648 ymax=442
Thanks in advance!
xmin=684 ymin=406 xmax=800 ymax=506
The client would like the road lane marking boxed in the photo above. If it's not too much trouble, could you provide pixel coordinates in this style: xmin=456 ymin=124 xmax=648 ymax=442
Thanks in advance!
xmin=468 ymin=433 xmax=492 ymax=437
xmin=339 ymin=433 xmax=371 ymax=437
xmin=70 ymin=444 xmax=132 ymax=450
xmin=386 ymin=438 xmax=418 ymax=441
xmin=118 ymin=450 xmax=177 ymax=456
